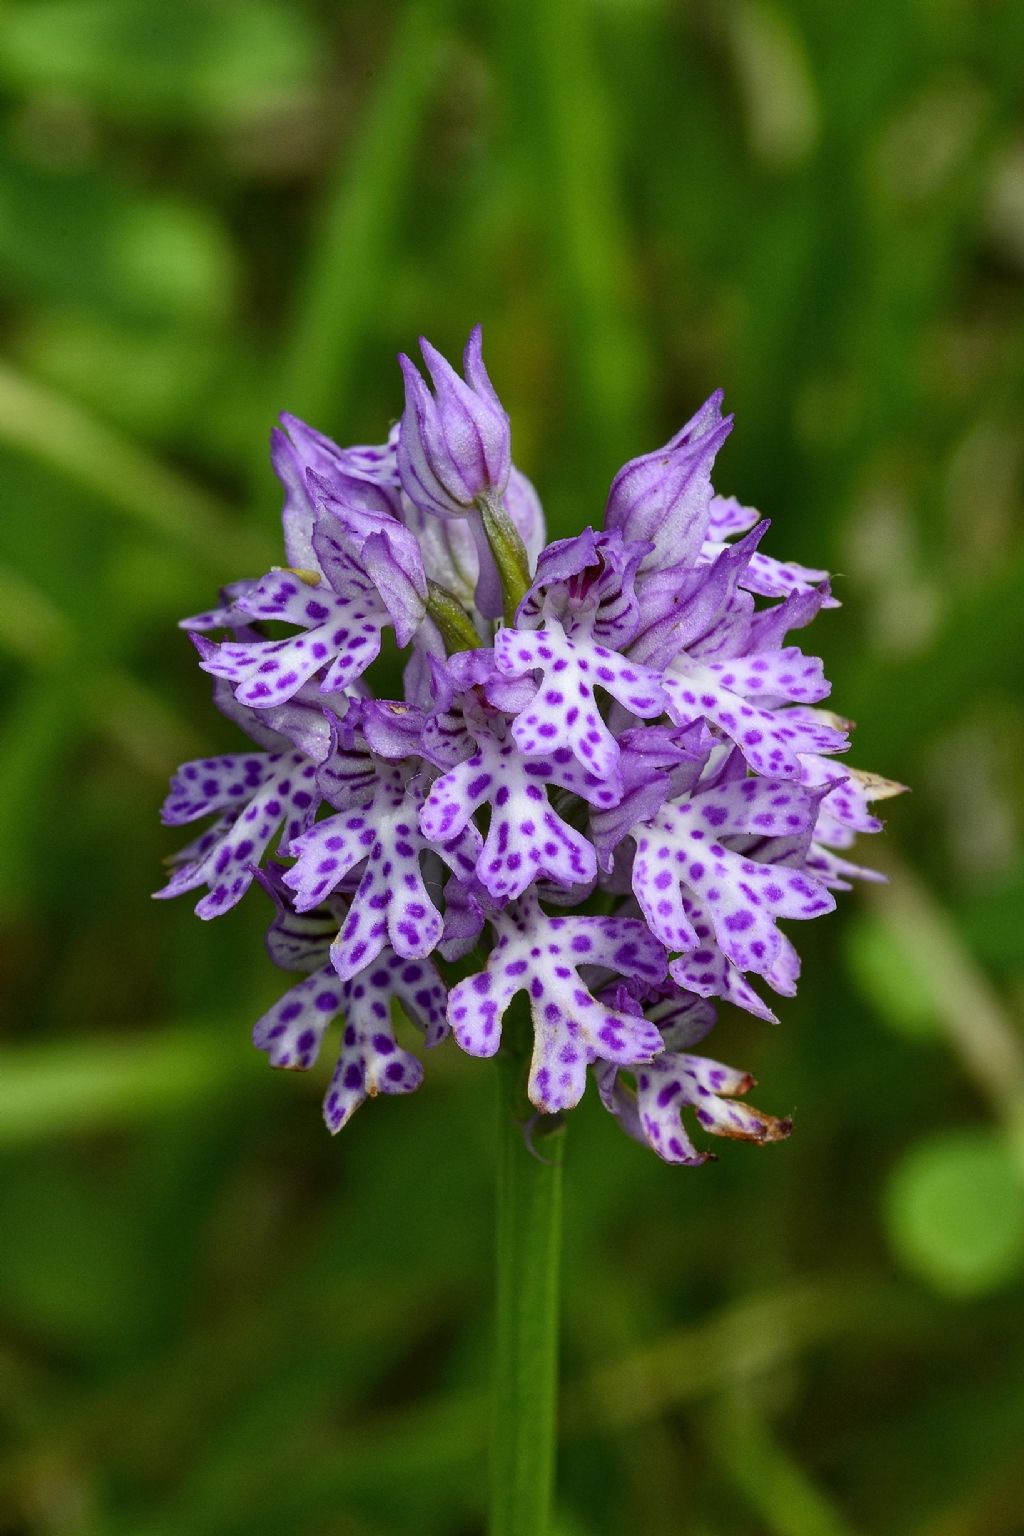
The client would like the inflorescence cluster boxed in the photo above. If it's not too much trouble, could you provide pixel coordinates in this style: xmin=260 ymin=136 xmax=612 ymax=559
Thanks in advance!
xmin=157 ymin=328 xmax=899 ymax=1164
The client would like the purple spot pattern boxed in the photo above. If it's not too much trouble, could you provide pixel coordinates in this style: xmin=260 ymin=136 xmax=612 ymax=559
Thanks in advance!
xmin=447 ymin=892 xmax=667 ymax=1113
xmin=253 ymin=950 xmax=447 ymax=1132
xmin=253 ymin=870 xmax=447 ymax=1128
xmin=799 ymin=750 xmax=901 ymax=891
xmin=312 ymin=502 xmax=427 ymax=649
xmin=588 ymin=723 xmax=710 ymax=873
xmin=155 ymin=750 xmax=319 ymax=918
xmin=515 ymin=527 xmax=649 ymax=651
xmin=800 ymin=754 xmax=885 ymax=839
xmin=662 ymin=657 xmax=847 ymax=779
xmin=693 ymin=645 xmax=831 ymax=705
xmin=194 ymin=564 xmax=388 ymax=709
xmin=285 ymin=767 xmax=480 ymax=979
xmin=494 ymin=619 xmax=667 ymax=782
xmin=631 ymin=776 xmax=834 ymax=979
xmin=180 ymin=577 xmax=259 ymax=633
xmin=704 ymin=545 xmax=834 ymax=604
xmin=697 ymin=493 xmax=838 ymax=608
xmin=596 ymin=1048 xmax=792 ymax=1165
xmin=592 ymin=981 xmax=791 ymax=1161
xmin=706 ymin=494 xmax=759 ymax=540
xmin=666 ymin=891 xmax=801 ymax=1023
xmin=420 ymin=729 xmax=604 ymax=901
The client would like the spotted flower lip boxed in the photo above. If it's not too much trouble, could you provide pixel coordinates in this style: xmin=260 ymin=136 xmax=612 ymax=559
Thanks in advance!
xmin=447 ymin=892 xmax=667 ymax=1112
xmin=158 ymin=328 xmax=899 ymax=1154
xmin=253 ymin=868 xmax=448 ymax=1132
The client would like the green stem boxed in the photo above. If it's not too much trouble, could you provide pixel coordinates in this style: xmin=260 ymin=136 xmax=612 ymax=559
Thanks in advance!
xmin=478 ymin=491 xmax=531 ymax=626
xmin=491 ymin=1009 xmax=565 ymax=1536
xmin=426 ymin=579 xmax=481 ymax=654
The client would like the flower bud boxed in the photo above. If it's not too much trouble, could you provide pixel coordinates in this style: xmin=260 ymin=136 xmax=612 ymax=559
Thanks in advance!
xmin=604 ymin=390 xmax=733 ymax=573
xmin=397 ymin=326 xmax=511 ymax=518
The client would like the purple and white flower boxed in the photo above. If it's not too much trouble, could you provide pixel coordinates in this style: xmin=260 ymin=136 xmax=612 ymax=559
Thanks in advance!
xmin=158 ymin=326 xmax=898 ymax=1159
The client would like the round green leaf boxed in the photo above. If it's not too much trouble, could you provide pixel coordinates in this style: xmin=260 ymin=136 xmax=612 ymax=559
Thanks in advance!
xmin=885 ymin=1128 xmax=1024 ymax=1297
xmin=845 ymin=910 xmax=941 ymax=1040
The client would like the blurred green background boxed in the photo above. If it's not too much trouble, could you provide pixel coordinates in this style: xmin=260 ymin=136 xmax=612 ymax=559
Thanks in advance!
xmin=1 ymin=1 xmax=1023 ymax=1532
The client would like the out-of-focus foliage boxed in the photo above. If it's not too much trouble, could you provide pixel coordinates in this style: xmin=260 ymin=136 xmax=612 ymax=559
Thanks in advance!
xmin=1 ymin=1 xmax=1022 ymax=1532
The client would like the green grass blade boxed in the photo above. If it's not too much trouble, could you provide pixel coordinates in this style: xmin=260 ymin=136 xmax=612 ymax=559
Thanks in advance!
xmin=275 ymin=0 xmax=448 ymax=437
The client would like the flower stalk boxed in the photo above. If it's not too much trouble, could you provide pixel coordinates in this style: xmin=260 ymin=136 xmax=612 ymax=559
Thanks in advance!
xmin=477 ymin=489 xmax=532 ymax=626
xmin=426 ymin=578 xmax=482 ymax=654
xmin=492 ymin=1002 xmax=565 ymax=1536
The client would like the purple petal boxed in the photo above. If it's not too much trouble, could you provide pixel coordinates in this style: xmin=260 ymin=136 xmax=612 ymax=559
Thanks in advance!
xmin=397 ymin=329 xmax=511 ymax=517
xmin=605 ymin=395 xmax=733 ymax=574
xmin=662 ymin=666 xmax=847 ymax=779
xmin=420 ymin=731 xmax=598 ymax=902
xmin=155 ymin=750 xmax=320 ymax=918
xmin=446 ymin=894 xmax=667 ymax=1111
xmin=631 ymin=778 xmax=834 ymax=976
xmin=494 ymin=621 xmax=667 ymax=783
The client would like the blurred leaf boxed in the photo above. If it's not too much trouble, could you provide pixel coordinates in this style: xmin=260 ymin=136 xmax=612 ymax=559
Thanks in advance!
xmin=848 ymin=546 xmax=1024 ymax=776
xmin=497 ymin=0 xmax=651 ymax=464
xmin=885 ymin=1129 xmax=1024 ymax=1298
xmin=0 ymin=1151 xmax=159 ymax=1352
xmin=0 ymin=675 xmax=75 ymax=913
xmin=0 ymin=1026 xmax=254 ymax=1147
xmin=726 ymin=0 xmax=820 ymax=171
xmin=0 ymin=150 xmax=235 ymax=323
xmin=823 ymin=1342 xmax=1024 ymax=1536
xmin=136 ymin=1390 xmax=485 ymax=1536
xmin=14 ymin=309 xmax=229 ymax=441
xmin=0 ymin=561 xmax=72 ymax=665
xmin=0 ymin=0 xmax=318 ymax=127
xmin=957 ymin=866 xmax=1024 ymax=973
xmin=274 ymin=0 xmax=449 ymax=444
xmin=859 ymin=866 xmax=1024 ymax=1145
xmin=705 ymin=1394 xmax=860 ymax=1536
xmin=845 ymin=911 xmax=942 ymax=1041
xmin=0 ymin=360 xmax=271 ymax=573
xmin=565 ymin=1276 xmax=888 ymax=1433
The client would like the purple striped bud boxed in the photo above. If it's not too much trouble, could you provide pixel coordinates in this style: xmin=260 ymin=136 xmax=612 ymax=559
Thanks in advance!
xmin=604 ymin=391 xmax=733 ymax=574
xmin=397 ymin=326 xmax=511 ymax=518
